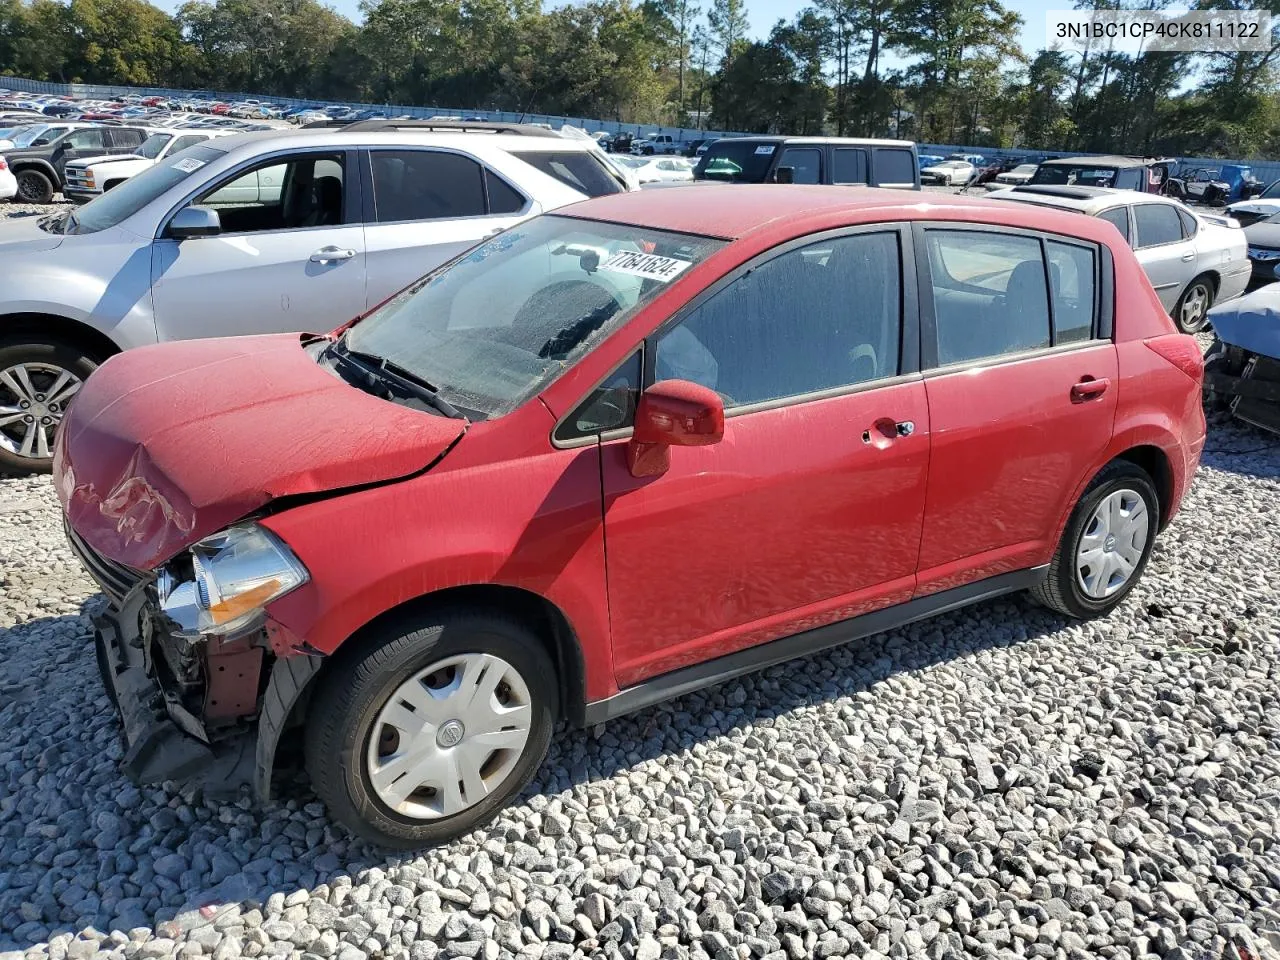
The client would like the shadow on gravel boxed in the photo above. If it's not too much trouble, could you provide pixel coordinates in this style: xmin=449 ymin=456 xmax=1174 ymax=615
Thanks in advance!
xmin=0 ymin=584 xmax=1069 ymax=951
xmin=1200 ymin=415 xmax=1280 ymax=480
xmin=1 ymin=413 xmax=1270 ymax=950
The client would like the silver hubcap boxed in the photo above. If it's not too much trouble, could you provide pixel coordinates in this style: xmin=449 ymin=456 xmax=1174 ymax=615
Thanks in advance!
xmin=366 ymin=653 xmax=532 ymax=819
xmin=0 ymin=362 xmax=82 ymax=460
xmin=1076 ymin=489 xmax=1149 ymax=599
xmin=1181 ymin=285 xmax=1209 ymax=328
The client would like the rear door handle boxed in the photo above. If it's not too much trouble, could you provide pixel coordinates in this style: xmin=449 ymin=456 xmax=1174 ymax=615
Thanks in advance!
xmin=1181 ymin=252 xmax=1195 ymax=262
xmin=862 ymin=418 xmax=915 ymax=445
xmin=1071 ymin=377 xmax=1111 ymax=402
xmin=310 ymin=246 xmax=356 ymax=263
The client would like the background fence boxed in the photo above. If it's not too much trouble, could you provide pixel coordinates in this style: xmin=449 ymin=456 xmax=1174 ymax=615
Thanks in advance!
xmin=5 ymin=74 xmax=1280 ymax=185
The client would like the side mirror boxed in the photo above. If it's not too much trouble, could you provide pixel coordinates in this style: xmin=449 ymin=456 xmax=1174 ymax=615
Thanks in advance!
xmin=773 ymin=165 xmax=795 ymax=184
xmin=31 ymin=136 xmax=52 ymax=146
xmin=167 ymin=205 xmax=221 ymax=239
xmin=627 ymin=379 xmax=724 ymax=478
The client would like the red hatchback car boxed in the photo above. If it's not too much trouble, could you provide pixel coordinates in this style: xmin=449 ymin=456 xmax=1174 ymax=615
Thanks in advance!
xmin=56 ymin=187 xmax=1206 ymax=847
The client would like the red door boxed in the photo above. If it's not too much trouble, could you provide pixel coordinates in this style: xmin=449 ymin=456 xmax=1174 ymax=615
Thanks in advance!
xmin=601 ymin=383 xmax=930 ymax=687
xmin=596 ymin=227 xmax=931 ymax=688
xmin=913 ymin=226 xmax=1118 ymax=595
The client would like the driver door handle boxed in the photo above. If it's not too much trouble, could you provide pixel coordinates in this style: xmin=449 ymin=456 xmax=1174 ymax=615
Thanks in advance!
xmin=310 ymin=246 xmax=356 ymax=263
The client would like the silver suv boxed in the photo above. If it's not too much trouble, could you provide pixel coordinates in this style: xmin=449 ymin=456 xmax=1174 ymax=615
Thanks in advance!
xmin=0 ymin=120 xmax=633 ymax=473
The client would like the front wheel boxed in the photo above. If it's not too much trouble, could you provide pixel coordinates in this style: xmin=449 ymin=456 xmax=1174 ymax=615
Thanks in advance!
xmin=1030 ymin=461 xmax=1159 ymax=619
xmin=1174 ymin=275 xmax=1214 ymax=333
xmin=14 ymin=169 xmax=54 ymax=204
xmin=304 ymin=609 xmax=557 ymax=849
xmin=0 ymin=339 xmax=95 ymax=475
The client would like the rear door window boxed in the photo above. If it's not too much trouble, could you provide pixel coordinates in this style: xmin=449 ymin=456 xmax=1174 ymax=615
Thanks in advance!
xmin=833 ymin=148 xmax=868 ymax=185
xmin=925 ymin=230 xmax=1051 ymax=365
xmin=370 ymin=150 xmax=486 ymax=221
xmin=778 ymin=147 xmax=821 ymax=184
xmin=1133 ymin=203 xmax=1183 ymax=248
xmin=873 ymin=148 xmax=916 ymax=186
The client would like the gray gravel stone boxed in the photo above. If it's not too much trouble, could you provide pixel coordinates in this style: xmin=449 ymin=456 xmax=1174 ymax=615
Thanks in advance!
xmin=0 ymin=307 xmax=1276 ymax=960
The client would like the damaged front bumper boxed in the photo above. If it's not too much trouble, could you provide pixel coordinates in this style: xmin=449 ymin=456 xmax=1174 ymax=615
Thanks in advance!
xmin=1204 ymin=344 xmax=1280 ymax=436
xmin=71 ymin=521 xmax=322 ymax=801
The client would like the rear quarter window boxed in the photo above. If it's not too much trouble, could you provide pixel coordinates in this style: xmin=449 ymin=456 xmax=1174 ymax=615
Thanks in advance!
xmin=515 ymin=151 xmax=623 ymax=197
xmin=874 ymin=148 xmax=916 ymax=186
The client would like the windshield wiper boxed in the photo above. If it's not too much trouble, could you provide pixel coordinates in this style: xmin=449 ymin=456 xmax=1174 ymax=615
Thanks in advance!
xmin=37 ymin=212 xmax=68 ymax=233
xmin=332 ymin=342 xmax=464 ymax=419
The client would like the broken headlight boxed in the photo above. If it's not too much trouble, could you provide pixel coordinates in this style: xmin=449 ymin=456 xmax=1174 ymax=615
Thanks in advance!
xmin=158 ymin=524 xmax=308 ymax=637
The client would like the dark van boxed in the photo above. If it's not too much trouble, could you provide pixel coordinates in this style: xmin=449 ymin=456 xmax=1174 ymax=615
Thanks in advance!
xmin=693 ymin=136 xmax=920 ymax=190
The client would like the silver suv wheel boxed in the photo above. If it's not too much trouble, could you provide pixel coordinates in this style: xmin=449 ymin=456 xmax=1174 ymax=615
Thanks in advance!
xmin=0 ymin=362 xmax=82 ymax=461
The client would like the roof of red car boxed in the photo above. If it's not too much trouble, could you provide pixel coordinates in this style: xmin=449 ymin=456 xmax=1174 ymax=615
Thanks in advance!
xmin=564 ymin=184 xmax=1113 ymax=245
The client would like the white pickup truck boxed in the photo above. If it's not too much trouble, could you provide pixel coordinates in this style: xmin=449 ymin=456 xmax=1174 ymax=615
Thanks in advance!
xmin=63 ymin=130 xmax=230 ymax=201
xmin=630 ymin=133 xmax=685 ymax=156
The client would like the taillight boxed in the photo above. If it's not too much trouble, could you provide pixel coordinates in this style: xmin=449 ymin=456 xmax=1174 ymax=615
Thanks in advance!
xmin=0 ymin=158 xmax=7 ymax=171
xmin=1145 ymin=335 xmax=1204 ymax=384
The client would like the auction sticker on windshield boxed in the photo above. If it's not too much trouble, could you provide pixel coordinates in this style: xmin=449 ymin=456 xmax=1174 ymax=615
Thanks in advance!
xmin=754 ymin=145 xmax=775 ymax=155
xmin=599 ymin=250 xmax=693 ymax=282
xmin=172 ymin=157 xmax=206 ymax=172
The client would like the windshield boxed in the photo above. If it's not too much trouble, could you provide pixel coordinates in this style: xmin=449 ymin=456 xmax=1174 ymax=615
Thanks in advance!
xmin=136 ymin=133 xmax=173 ymax=159
xmin=694 ymin=141 xmax=778 ymax=182
xmin=1029 ymin=164 xmax=1119 ymax=187
xmin=66 ymin=143 xmax=227 ymax=235
xmin=344 ymin=215 xmax=725 ymax=418
xmin=1261 ymin=180 xmax=1280 ymax=200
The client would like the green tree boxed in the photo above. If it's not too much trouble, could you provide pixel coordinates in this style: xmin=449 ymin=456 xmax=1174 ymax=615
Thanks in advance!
xmin=707 ymin=0 xmax=749 ymax=66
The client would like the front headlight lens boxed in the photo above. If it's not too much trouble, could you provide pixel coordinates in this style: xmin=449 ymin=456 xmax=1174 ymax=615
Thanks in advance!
xmin=159 ymin=524 xmax=308 ymax=636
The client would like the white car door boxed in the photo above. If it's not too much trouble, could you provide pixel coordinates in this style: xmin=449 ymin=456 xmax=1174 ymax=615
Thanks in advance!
xmin=362 ymin=148 xmax=532 ymax=310
xmin=150 ymin=150 xmax=367 ymax=341
xmin=1131 ymin=201 xmax=1196 ymax=312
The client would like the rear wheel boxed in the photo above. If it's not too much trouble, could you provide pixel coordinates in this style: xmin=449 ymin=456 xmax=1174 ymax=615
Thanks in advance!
xmin=0 ymin=339 xmax=95 ymax=475
xmin=14 ymin=169 xmax=54 ymax=204
xmin=304 ymin=608 xmax=556 ymax=848
xmin=1030 ymin=461 xmax=1159 ymax=619
xmin=1174 ymin=275 xmax=1214 ymax=333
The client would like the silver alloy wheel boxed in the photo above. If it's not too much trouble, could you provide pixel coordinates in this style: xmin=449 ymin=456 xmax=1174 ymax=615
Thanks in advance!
xmin=1180 ymin=283 xmax=1210 ymax=330
xmin=1075 ymin=488 xmax=1149 ymax=600
xmin=366 ymin=653 xmax=533 ymax=819
xmin=0 ymin=362 xmax=83 ymax=460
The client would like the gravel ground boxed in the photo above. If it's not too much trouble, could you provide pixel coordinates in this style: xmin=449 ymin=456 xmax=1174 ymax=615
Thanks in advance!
xmin=1 ymin=200 xmax=1279 ymax=960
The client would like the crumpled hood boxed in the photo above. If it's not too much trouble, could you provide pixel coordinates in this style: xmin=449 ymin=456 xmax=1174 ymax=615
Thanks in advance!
xmin=1209 ymin=284 xmax=1280 ymax=359
xmin=55 ymin=334 xmax=467 ymax=569
xmin=0 ymin=215 xmax=64 ymax=254
xmin=1244 ymin=220 xmax=1280 ymax=248
xmin=1228 ymin=199 xmax=1280 ymax=217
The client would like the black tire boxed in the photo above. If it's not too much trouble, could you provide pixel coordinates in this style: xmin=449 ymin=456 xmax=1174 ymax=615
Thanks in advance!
xmin=1173 ymin=275 xmax=1215 ymax=333
xmin=14 ymin=168 xmax=54 ymax=204
xmin=1030 ymin=461 xmax=1160 ymax=619
xmin=0 ymin=338 xmax=98 ymax=476
xmin=304 ymin=608 xmax=557 ymax=849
